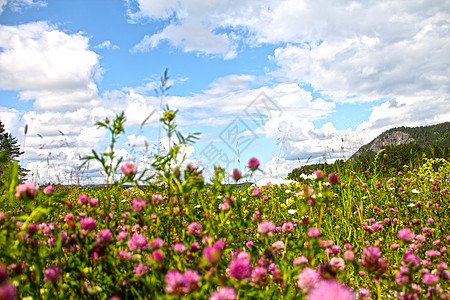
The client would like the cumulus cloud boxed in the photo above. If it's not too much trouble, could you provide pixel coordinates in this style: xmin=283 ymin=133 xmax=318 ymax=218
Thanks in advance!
xmin=0 ymin=0 xmax=46 ymax=14
xmin=131 ymin=19 xmax=237 ymax=59
xmin=0 ymin=0 xmax=6 ymax=14
xmin=124 ymin=0 xmax=449 ymax=175
xmin=128 ymin=1 xmax=449 ymax=102
xmin=0 ymin=22 xmax=101 ymax=111
xmin=127 ymin=0 xmax=270 ymax=58
xmin=94 ymin=40 xmax=120 ymax=50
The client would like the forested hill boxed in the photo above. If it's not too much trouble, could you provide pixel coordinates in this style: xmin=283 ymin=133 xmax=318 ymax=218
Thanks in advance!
xmin=350 ymin=122 xmax=450 ymax=161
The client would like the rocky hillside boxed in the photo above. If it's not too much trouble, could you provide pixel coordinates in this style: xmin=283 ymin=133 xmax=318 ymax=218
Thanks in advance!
xmin=350 ymin=122 xmax=450 ymax=160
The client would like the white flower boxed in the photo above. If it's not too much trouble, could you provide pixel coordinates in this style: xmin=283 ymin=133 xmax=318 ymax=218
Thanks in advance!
xmin=217 ymin=195 xmax=223 ymax=199
xmin=407 ymin=203 xmax=415 ymax=207
xmin=242 ymin=198 xmax=246 ymax=201
xmin=285 ymin=190 xmax=291 ymax=193
xmin=194 ymin=205 xmax=201 ymax=208
xmin=412 ymin=189 xmax=420 ymax=194
xmin=288 ymin=209 xmax=296 ymax=214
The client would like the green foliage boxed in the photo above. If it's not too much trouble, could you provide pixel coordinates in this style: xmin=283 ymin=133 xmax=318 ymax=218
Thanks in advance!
xmin=288 ymin=142 xmax=449 ymax=181
xmin=0 ymin=119 xmax=27 ymax=188
xmin=1 ymin=70 xmax=449 ymax=299
xmin=80 ymin=112 xmax=127 ymax=186
xmin=351 ymin=122 xmax=450 ymax=159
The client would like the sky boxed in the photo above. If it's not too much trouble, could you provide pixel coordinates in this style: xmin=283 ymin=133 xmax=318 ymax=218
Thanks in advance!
xmin=0 ymin=0 xmax=449 ymax=184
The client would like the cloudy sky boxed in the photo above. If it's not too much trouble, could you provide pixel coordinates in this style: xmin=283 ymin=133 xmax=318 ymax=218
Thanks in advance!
xmin=0 ymin=0 xmax=449 ymax=184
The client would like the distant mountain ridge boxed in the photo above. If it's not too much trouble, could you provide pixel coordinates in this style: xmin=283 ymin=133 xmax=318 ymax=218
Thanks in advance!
xmin=350 ymin=122 xmax=450 ymax=160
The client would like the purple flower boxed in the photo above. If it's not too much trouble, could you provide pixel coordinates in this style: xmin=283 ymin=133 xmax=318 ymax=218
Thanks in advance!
xmin=96 ymin=228 xmax=113 ymax=245
xmin=80 ymin=217 xmax=97 ymax=231
xmin=0 ymin=265 xmax=7 ymax=283
xmin=44 ymin=265 xmax=61 ymax=283
xmin=89 ymin=197 xmax=98 ymax=207
xmin=203 ymin=246 xmax=221 ymax=266
xmin=307 ymin=227 xmax=320 ymax=238
xmin=78 ymin=193 xmax=89 ymax=205
xmin=43 ymin=185 xmax=54 ymax=194
xmin=152 ymin=249 xmax=165 ymax=262
xmin=121 ymin=162 xmax=137 ymax=177
xmin=228 ymin=257 xmax=252 ymax=280
xmin=189 ymin=242 xmax=201 ymax=252
xmin=248 ymin=157 xmax=260 ymax=171
xmin=396 ymin=271 xmax=411 ymax=286
xmin=282 ymin=222 xmax=294 ymax=233
xmin=272 ymin=240 xmax=285 ymax=250
xmin=361 ymin=246 xmax=388 ymax=275
xmin=357 ymin=287 xmax=370 ymax=300
xmin=117 ymin=250 xmax=133 ymax=261
xmin=297 ymin=267 xmax=319 ymax=292
xmin=165 ymin=270 xmax=190 ymax=295
xmin=422 ymin=273 xmax=439 ymax=285
xmin=173 ymin=243 xmax=187 ymax=253
xmin=209 ymin=287 xmax=237 ymax=300
xmin=232 ymin=169 xmax=242 ymax=181
xmin=293 ymin=256 xmax=308 ymax=267
xmin=187 ymin=222 xmax=203 ymax=236
xmin=329 ymin=257 xmax=345 ymax=272
xmin=425 ymin=250 xmax=441 ymax=259
xmin=132 ymin=198 xmax=147 ymax=212
xmin=314 ymin=170 xmax=324 ymax=179
xmin=402 ymin=253 xmax=420 ymax=267
xmin=148 ymin=237 xmax=164 ymax=249
xmin=134 ymin=262 xmax=150 ymax=277
xmin=251 ymin=266 xmax=266 ymax=284
xmin=127 ymin=233 xmax=148 ymax=252
xmin=390 ymin=243 xmax=400 ymax=250
xmin=398 ymin=228 xmax=415 ymax=243
xmin=307 ymin=280 xmax=354 ymax=300
xmin=328 ymin=173 xmax=339 ymax=185
xmin=116 ymin=231 xmax=128 ymax=241
xmin=15 ymin=182 xmax=39 ymax=200
xmin=0 ymin=281 xmax=17 ymax=300
xmin=184 ymin=269 xmax=200 ymax=291
xmin=257 ymin=220 xmax=275 ymax=235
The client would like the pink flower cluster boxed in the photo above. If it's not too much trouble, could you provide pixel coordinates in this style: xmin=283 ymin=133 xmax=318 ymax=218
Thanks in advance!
xmin=165 ymin=269 xmax=200 ymax=295
xmin=15 ymin=182 xmax=39 ymax=200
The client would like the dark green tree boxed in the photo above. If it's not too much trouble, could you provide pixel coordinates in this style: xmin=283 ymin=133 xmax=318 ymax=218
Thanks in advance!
xmin=0 ymin=119 xmax=27 ymax=187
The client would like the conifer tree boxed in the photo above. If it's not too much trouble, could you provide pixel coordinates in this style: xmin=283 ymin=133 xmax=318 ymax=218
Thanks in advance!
xmin=0 ymin=119 xmax=27 ymax=186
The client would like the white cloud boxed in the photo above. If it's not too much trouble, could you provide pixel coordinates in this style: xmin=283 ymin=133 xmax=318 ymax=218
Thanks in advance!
xmin=127 ymin=0 xmax=271 ymax=58
xmin=131 ymin=19 xmax=237 ymax=59
xmin=94 ymin=40 xmax=120 ymax=50
xmin=128 ymin=0 xmax=449 ymax=104
xmin=0 ymin=0 xmax=46 ymax=14
xmin=0 ymin=0 xmax=7 ymax=14
xmin=0 ymin=22 xmax=101 ymax=111
xmin=204 ymin=74 xmax=255 ymax=95
xmin=0 ymin=107 xmax=21 ymax=133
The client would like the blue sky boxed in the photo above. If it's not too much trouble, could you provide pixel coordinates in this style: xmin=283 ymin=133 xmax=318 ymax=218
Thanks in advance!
xmin=0 ymin=0 xmax=449 ymax=184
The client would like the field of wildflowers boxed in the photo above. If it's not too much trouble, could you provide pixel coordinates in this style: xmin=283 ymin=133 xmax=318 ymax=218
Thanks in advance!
xmin=0 ymin=109 xmax=449 ymax=299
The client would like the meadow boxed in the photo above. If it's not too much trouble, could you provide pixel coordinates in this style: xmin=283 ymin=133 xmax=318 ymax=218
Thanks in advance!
xmin=0 ymin=108 xmax=449 ymax=299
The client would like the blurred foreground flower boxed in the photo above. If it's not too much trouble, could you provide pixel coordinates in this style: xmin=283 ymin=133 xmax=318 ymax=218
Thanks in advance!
xmin=121 ymin=162 xmax=137 ymax=177
xmin=248 ymin=157 xmax=260 ymax=171
xmin=15 ymin=182 xmax=39 ymax=200
xmin=43 ymin=185 xmax=54 ymax=194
